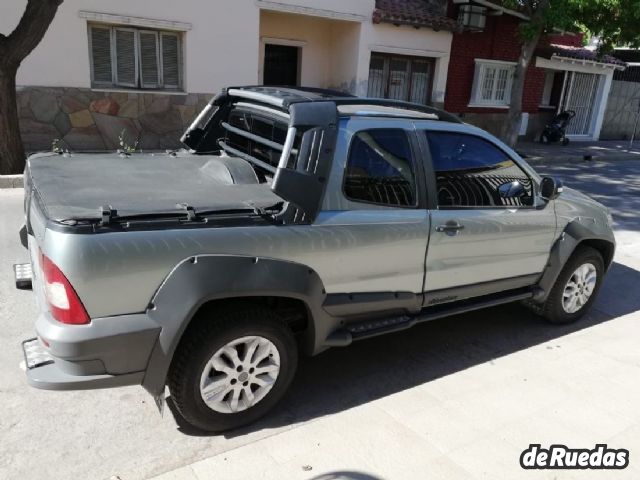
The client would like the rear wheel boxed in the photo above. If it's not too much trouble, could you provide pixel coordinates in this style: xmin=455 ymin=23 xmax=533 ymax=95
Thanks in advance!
xmin=168 ymin=305 xmax=298 ymax=432
xmin=537 ymin=246 xmax=604 ymax=324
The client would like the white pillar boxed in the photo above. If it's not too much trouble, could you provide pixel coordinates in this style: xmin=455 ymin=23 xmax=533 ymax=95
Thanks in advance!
xmin=592 ymin=70 xmax=614 ymax=141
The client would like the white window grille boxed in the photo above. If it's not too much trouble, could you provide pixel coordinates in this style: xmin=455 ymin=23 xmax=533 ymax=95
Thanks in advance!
xmin=470 ymin=59 xmax=516 ymax=107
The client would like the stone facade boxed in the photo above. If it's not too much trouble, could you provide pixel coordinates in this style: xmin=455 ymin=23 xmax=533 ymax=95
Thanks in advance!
xmin=17 ymin=87 xmax=213 ymax=154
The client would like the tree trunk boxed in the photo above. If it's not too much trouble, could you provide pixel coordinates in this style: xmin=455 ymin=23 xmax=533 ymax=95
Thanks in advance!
xmin=500 ymin=0 xmax=550 ymax=148
xmin=500 ymin=33 xmax=542 ymax=148
xmin=0 ymin=0 xmax=63 ymax=174
xmin=0 ymin=65 xmax=25 ymax=175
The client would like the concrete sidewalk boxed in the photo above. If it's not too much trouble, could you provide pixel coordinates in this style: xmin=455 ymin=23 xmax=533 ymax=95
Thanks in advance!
xmin=152 ymin=307 xmax=640 ymax=480
xmin=517 ymin=139 xmax=640 ymax=165
xmin=149 ymin=161 xmax=640 ymax=480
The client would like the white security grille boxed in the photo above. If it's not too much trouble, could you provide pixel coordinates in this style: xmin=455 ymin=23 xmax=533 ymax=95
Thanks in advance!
xmin=560 ymin=71 xmax=602 ymax=136
xmin=473 ymin=61 xmax=515 ymax=106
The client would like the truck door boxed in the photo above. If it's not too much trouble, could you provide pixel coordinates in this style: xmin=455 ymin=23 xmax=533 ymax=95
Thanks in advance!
xmin=417 ymin=129 xmax=557 ymax=302
xmin=313 ymin=118 xmax=430 ymax=296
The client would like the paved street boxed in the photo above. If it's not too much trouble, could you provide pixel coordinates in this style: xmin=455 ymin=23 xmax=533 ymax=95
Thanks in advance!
xmin=517 ymin=140 xmax=640 ymax=162
xmin=2 ymin=159 xmax=640 ymax=480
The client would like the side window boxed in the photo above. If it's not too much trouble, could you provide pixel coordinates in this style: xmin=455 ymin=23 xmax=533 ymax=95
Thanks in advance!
xmin=344 ymin=129 xmax=417 ymax=207
xmin=425 ymin=131 xmax=533 ymax=208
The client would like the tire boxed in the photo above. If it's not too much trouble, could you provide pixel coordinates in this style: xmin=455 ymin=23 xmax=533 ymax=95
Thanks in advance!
xmin=539 ymin=133 xmax=548 ymax=144
xmin=168 ymin=305 xmax=298 ymax=432
xmin=562 ymin=137 xmax=570 ymax=146
xmin=537 ymin=246 xmax=604 ymax=324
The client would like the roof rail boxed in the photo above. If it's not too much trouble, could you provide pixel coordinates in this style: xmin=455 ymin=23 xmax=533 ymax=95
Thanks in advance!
xmin=224 ymin=86 xmax=462 ymax=124
xmin=331 ymin=98 xmax=463 ymax=124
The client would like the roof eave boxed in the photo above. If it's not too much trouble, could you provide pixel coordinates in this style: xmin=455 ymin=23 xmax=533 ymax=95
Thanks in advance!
xmin=549 ymin=54 xmax=627 ymax=71
xmin=374 ymin=17 xmax=461 ymax=32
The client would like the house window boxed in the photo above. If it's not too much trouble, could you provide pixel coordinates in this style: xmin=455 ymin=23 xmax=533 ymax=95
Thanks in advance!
xmin=89 ymin=24 xmax=183 ymax=90
xmin=470 ymin=59 xmax=516 ymax=107
xmin=368 ymin=53 xmax=434 ymax=105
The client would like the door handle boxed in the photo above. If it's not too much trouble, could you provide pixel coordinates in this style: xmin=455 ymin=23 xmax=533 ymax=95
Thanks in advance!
xmin=436 ymin=222 xmax=465 ymax=235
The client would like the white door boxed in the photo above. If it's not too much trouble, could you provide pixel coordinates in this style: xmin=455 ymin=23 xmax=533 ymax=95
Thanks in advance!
xmin=560 ymin=71 xmax=603 ymax=137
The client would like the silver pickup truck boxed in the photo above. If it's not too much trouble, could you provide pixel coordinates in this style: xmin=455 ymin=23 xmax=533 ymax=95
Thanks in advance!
xmin=19 ymin=86 xmax=615 ymax=432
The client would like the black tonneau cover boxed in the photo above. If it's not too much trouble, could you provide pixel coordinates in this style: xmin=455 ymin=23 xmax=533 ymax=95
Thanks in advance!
xmin=27 ymin=152 xmax=282 ymax=223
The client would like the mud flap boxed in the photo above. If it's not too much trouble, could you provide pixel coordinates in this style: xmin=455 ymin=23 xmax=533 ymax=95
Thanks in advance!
xmin=153 ymin=391 xmax=166 ymax=417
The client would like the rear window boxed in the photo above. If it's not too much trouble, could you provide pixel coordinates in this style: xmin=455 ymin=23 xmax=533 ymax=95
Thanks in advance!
xmin=344 ymin=129 xmax=417 ymax=207
xmin=224 ymin=109 xmax=294 ymax=170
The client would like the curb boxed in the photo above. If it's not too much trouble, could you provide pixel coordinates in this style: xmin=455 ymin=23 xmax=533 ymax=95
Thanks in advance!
xmin=0 ymin=174 xmax=24 ymax=189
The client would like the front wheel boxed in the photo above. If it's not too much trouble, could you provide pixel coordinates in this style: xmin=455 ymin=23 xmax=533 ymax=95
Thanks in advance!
xmin=168 ymin=305 xmax=298 ymax=432
xmin=537 ymin=246 xmax=604 ymax=324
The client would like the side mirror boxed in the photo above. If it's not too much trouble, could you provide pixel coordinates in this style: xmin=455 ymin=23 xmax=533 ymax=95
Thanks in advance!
xmin=540 ymin=176 xmax=563 ymax=201
xmin=498 ymin=180 xmax=526 ymax=199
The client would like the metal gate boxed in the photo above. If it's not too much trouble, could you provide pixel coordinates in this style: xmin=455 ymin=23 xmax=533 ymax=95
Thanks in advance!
xmin=368 ymin=54 xmax=434 ymax=105
xmin=601 ymin=79 xmax=640 ymax=140
xmin=559 ymin=71 xmax=602 ymax=137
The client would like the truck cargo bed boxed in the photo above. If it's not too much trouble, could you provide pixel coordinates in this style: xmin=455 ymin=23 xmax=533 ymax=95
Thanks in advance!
xmin=26 ymin=152 xmax=281 ymax=222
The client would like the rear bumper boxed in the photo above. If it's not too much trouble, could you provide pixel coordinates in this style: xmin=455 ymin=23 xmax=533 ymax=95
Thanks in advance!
xmin=23 ymin=312 xmax=160 ymax=391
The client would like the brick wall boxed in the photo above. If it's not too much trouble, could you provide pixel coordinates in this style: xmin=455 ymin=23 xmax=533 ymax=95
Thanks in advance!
xmin=444 ymin=6 xmax=583 ymax=139
xmin=444 ymin=14 xmax=547 ymax=115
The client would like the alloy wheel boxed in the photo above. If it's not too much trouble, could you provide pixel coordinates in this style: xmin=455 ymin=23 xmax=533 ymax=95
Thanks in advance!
xmin=562 ymin=263 xmax=598 ymax=314
xmin=199 ymin=335 xmax=281 ymax=414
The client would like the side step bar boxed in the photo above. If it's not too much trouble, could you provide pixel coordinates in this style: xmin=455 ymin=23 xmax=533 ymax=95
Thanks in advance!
xmin=325 ymin=288 xmax=534 ymax=347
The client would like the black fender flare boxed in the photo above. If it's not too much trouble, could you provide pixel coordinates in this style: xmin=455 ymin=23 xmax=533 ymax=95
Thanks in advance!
xmin=141 ymin=255 xmax=335 ymax=396
xmin=535 ymin=221 xmax=615 ymax=303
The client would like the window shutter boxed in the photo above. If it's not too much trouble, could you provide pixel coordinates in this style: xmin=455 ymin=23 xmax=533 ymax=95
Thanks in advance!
xmin=90 ymin=27 xmax=113 ymax=84
xmin=161 ymin=33 xmax=181 ymax=88
xmin=139 ymin=31 xmax=160 ymax=88
xmin=115 ymin=29 xmax=138 ymax=87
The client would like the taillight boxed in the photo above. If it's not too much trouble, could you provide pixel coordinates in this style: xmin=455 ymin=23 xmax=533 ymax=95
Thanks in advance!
xmin=40 ymin=252 xmax=90 ymax=325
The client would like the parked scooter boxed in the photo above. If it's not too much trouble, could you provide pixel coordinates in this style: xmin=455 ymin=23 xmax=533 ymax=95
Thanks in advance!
xmin=540 ymin=110 xmax=576 ymax=145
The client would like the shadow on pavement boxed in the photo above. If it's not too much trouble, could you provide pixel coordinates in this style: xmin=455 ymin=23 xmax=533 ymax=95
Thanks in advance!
xmin=536 ymin=161 xmax=640 ymax=233
xmin=169 ymin=259 xmax=640 ymax=438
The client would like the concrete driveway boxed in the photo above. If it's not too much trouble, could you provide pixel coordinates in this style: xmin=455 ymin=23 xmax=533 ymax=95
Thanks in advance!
xmin=1 ymin=159 xmax=640 ymax=480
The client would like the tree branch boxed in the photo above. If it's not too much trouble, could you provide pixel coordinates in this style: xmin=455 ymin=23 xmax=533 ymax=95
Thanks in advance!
xmin=4 ymin=0 xmax=63 ymax=67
